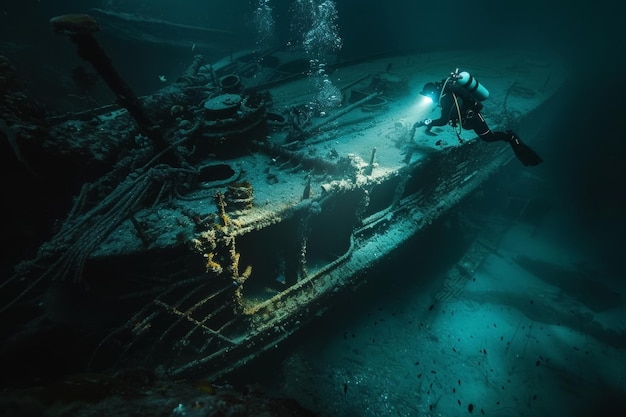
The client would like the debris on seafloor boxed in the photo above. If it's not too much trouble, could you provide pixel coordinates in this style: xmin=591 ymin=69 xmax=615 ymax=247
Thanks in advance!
xmin=0 ymin=369 xmax=318 ymax=417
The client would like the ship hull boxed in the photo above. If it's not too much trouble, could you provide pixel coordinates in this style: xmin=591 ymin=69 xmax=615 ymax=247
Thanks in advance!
xmin=2 ymin=48 xmax=564 ymax=381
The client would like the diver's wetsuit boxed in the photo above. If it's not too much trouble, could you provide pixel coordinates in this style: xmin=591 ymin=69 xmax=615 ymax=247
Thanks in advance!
xmin=416 ymin=79 xmax=543 ymax=166
xmin=426 ymin=83 xmax=510 ymax=143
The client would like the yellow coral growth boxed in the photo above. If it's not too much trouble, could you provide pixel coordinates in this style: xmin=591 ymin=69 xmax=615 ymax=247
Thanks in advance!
xmin=241 ymin=265 xmax=252 ymax=279
xmin=204 ymin=252 xmax=223 ymax=274
xmin=215 ymin=192 xmax=229 ymax=227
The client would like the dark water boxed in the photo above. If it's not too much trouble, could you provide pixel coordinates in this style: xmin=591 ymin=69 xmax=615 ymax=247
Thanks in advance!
xmin=1 ymin=0 xmax=625 ymax=415
xmin=3 ymin=0 xmax=623 ymax=271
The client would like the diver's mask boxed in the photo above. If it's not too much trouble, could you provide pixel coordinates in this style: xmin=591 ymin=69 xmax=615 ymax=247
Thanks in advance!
xmin=419 ymin=81 xmax=442 ymax=104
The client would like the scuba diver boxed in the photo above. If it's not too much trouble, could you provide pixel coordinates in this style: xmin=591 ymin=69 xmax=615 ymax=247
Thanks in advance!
xmin=413 ymin=69 xmax=543 ymax=166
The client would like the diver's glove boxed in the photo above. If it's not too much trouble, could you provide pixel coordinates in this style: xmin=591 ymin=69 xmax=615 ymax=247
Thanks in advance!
xmin=413 ymin=118 xmax=432 ymax=129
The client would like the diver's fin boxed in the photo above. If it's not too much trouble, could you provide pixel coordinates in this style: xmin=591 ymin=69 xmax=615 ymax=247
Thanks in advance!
xmin=510 ymin=141 xmax=542 ymax=166
xmin=508 ymin=133 xmax=543 ymax=166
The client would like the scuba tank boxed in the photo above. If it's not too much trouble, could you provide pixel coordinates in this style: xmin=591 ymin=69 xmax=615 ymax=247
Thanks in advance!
xmin=453 ymin=69 xmax=489 ymax=101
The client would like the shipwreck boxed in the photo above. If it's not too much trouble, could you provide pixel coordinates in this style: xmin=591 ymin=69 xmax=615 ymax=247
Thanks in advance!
xmin=0 ymin=13 xmax=565 ymax=383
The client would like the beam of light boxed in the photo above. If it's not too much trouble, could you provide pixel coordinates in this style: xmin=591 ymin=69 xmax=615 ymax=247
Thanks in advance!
xmin=406 ymin=94 xmax=435 ymax=121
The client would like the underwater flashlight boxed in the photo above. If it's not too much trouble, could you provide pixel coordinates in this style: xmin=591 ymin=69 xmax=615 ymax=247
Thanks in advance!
xmin=418 ymin=81 xmax=441 ymax=106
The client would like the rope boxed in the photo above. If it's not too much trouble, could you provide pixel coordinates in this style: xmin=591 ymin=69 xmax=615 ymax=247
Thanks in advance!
xmin=0 ymin=162 xmax=199 ymax=314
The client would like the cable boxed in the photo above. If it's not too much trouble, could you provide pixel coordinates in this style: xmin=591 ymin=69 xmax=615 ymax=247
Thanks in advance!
xmin=451 ymin=91 xmax=463 ymax=139
xmin=440 ymin=75 xmax=464 ymax=142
